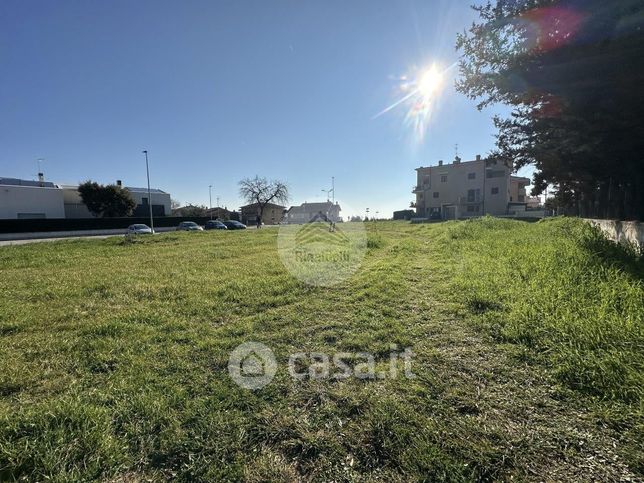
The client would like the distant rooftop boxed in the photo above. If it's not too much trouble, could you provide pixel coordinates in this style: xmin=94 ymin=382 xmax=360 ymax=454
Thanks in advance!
xmin=288 ymin=201 xmax=341 ymax=213
xmin=124 ymin=186 xmax=168 ymax=194
xmin=0 ymin=178 xmax=168 ymax=193
xmin=0 ymin=177 xmax=57 ymax=188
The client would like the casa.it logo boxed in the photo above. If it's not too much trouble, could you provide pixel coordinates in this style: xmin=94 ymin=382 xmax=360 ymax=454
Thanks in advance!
xmin=227 ymin=342 xmax=277 ymax=390
xmin=277 ymin=205 xmax=366 ymax=287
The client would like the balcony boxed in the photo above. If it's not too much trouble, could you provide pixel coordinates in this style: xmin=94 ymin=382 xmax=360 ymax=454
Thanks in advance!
xmin=412 ymin=185 xmax=423 ymax=193
xmin=458 ymin=195 xmax=482 ymax=205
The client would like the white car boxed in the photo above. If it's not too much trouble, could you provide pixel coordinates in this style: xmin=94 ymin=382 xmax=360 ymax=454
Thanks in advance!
xmin=126 ymin=224 xmax=153 ymax=235
xmin=177 ymin=221 xmax=204 ymax=231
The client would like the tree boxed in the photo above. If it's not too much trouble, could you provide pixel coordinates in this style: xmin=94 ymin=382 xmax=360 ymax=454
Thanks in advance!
xmin=238 ymin=176 xmax=289 ymax=225
xmin=78 ymin=181 xmax=137 ymax=218
xmin=456 ymin=0 xmax=644 ymax=220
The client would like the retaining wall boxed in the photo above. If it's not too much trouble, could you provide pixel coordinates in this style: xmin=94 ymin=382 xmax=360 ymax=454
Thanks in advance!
xmin=585 ymin=219 xmax=644 ymax=249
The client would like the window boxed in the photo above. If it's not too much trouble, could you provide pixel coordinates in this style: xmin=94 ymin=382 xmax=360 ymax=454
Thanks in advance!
xmin=440 ymin=175 xmax=447 ymax=182
xmin=486 ymin=169 xmax=505 ymax=178
xmin=433 ymin=192 xmax=439 ymax=198
xmin=491 ymin=187 xmax=499 ymax=195
xmin=423 ymin=175 xmax=430 ymax=186
xmin=142 ymin=197 xmax=149 ymax=205
xmin=466 ymin=205 xmax=480 ymax=213
xmin=518 ymin=195 xmax=525 ymax=202
xmin=467 ymin=172 xmax=476 ymax=180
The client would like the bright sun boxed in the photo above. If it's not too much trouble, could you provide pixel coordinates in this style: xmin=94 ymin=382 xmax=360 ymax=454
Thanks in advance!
xmin=417 ymin=66 xmax=443 ymax=98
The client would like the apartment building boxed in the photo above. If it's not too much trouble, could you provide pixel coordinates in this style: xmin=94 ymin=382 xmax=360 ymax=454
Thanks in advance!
xmin=413 ymin=155 xmax=529 ymax=219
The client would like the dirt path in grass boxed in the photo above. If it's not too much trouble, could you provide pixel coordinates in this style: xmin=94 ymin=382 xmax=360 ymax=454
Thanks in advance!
xmin=403 ymin=252 xmax=640 ymax=481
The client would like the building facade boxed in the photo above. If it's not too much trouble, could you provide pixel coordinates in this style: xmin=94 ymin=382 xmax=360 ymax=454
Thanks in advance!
xmin=240 ymin=203 xmax=286 ymax=225
xmin=285 ymin=201 xmax=341 ymax=224
xmin=1 ymin=177 xmax=171 ymax=219
xmin=413 ymin=156 xmax=529 ymax=219
xmin=0 ymin=178 xmax=65 ymax=219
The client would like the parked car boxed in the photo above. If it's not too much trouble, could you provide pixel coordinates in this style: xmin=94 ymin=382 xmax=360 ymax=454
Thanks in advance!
xmin=126 ymin=224 xmax=153 ymax=235
xmin=205 ymin=220 xmax=228 ymax=230
xmin=177 ymin=221 xmax=204 ymax=231
xmin=223 ymin=220 xmax=247 ymax=230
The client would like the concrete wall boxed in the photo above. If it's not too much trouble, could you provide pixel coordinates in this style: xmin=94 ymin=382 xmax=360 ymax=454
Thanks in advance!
xmin=0 ymin=185 xmax=65 ymax=219
xmin=586 ymin=219 xmax=644 ymax=250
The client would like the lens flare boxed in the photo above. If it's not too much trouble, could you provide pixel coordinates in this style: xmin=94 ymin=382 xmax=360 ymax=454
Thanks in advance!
xmin=417 ymin=65 xmax=442 ymax=98
xmin=373 ymin=62 xmax=455 ymax=142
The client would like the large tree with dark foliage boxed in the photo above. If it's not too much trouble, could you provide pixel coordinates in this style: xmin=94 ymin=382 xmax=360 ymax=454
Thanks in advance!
xmin=457 ymin=0 xmax=644 ymax=220
xmin=78 ymin=181 xmax=137 ymax=218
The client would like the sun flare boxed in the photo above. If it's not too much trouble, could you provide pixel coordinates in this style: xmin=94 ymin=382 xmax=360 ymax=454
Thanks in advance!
xmin=373 ymin=61 xmax=454 ymax=142
xmin=417 ymin=65 xmax=442 ymax=98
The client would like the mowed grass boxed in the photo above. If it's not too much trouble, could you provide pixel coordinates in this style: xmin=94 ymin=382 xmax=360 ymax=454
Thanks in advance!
xmin=0 ymin=218 xmax=642 ymax=481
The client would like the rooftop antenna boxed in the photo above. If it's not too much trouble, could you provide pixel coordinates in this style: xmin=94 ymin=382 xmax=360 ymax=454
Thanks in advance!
xmin=37 ymin=158 xmax=45 ymax=185
xmin=454 ymin=144 xmax=461 ymax=163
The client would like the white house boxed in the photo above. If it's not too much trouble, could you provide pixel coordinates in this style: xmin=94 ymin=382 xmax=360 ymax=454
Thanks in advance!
xmin=0 ymin=177 xmax=65 ymax=219
xmin=1 ymin=176 xmax=172 ymax=219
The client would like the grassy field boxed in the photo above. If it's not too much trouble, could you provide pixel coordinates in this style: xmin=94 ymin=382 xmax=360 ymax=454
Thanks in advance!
xmin=0 ymin=218 xmax=642 ymax=481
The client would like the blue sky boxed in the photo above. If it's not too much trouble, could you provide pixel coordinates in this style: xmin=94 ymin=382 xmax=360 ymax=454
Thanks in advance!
xmin=1 ymin=0 xmax=531 ymax=218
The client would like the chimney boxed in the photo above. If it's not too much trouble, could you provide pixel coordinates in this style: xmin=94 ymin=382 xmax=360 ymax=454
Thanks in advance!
xmin=38 ymin=172 xmax=45 ymax=186
xmin=476 ymin=154 xmax=481 ymax=161
xmin=438 ymin=160 xmax=443 ymax=166
xmin=116 ymin=180 xmax=122 ymax=187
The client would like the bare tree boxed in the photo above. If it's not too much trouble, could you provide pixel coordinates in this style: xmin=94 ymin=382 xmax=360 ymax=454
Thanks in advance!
xmin=238 ymin=176 xmax=289 ymax=227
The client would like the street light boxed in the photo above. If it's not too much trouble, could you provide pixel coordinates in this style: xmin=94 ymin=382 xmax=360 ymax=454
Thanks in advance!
xmin=209 ymin=185 xmax=213 ymax=219
xmin=142 ymin=150 xmax=154 ymax=233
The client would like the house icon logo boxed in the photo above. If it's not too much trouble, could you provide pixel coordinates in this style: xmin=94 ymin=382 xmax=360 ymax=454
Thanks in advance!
xmin=228 ymin=342 xmax=277 ymax=390
xmin=294 ymin=216 xmax=350 ymax=248
xmin=277 ymin=201 xmax=367 ymax=287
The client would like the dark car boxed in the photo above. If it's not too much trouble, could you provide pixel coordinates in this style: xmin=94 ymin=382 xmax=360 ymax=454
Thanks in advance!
xmin=205 ymin=220 xmax=228 ymax=230
xmin=223 ymin=220 xmax=247 ymax=230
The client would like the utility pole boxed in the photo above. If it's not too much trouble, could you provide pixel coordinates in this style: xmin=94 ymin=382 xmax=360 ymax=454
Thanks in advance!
xmin=142 ymin=150 xmax=154 ymax=233
xmin=216 ymin=196 xmax=220 ymax=219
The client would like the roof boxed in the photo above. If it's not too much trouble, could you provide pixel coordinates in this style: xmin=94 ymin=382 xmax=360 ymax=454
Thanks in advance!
xmin=0 ymin=177 xmax=57 ymax=188
xmin=125 ymin=186 xmax=168 ymax=194
xmin=240 ymin=202 xmax=286 ymax=210
xmin=288 ymin=201 xmax=340 ymax=213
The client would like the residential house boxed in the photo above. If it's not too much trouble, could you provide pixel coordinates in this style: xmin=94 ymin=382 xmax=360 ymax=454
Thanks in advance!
xmin=1 ymin=175 xmax=172 ymax=219
xmin=509 ymin=176 xmax=531 ymax=203
xmin=0 ymin=176 xmax=65 ymax=219
xmin=240 ymin=202 xmax=286 ymax=225
xmin=413 ymin=155 xmax=528 ymax=219
xmin=285 ymin=201 xmax=341 ymax=224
